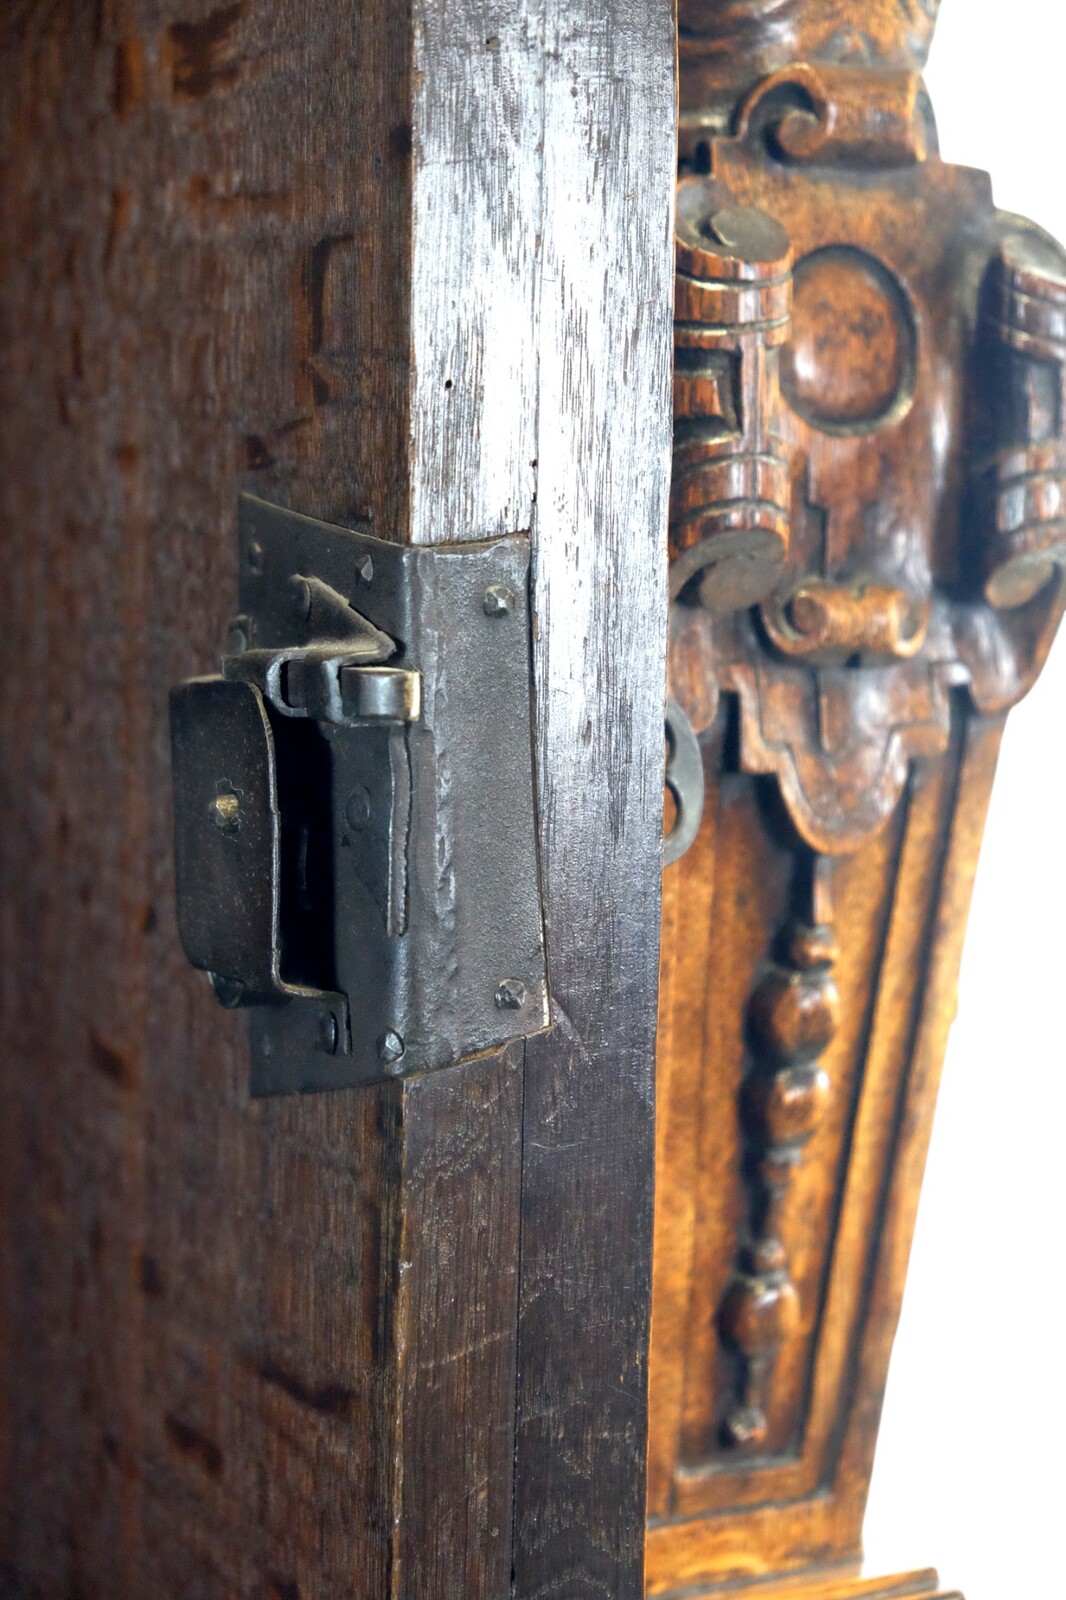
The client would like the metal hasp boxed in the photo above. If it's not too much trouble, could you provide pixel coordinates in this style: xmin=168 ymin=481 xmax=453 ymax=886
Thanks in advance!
xmin=170 ymin=494 xmax=549 ymax=1095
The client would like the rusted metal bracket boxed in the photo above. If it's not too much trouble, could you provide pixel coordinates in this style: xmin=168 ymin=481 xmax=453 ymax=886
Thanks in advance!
xmin=170 ymin=494 xmax=549 ymax=1096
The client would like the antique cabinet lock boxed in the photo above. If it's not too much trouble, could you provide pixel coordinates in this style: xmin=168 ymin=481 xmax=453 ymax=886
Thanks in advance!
xmin=170 ymin=494 xmax=549 ymax=1095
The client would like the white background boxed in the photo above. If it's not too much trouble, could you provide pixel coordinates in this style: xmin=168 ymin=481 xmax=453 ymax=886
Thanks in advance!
xmin=862 ymin=2 xmax=1066 ymax=1593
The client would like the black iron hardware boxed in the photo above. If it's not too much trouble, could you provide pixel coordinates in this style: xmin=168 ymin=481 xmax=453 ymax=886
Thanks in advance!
xmin=170 ymin=494 xmax=549 ymax=1095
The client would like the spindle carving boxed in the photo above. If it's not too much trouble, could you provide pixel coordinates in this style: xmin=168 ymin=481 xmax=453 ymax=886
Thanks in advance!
xmin=719 ymin=857 xmax=837 ymax=1450
xmin=650 ymin=3 xmax=1066 ymax=1595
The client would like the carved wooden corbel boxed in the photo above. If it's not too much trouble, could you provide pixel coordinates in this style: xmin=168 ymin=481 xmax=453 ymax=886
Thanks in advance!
xmin=651 ymin=3 xmax=1065 ymax=1596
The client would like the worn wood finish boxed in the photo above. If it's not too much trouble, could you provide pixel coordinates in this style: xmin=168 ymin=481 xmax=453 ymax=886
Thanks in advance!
xmin=0 ymin=1 xmax=674 ymax=1596
xmin=650 ymin=2 xmax=1065 ymax=1596
xmin=0 ymin=3 xmax=523 ymax=1593
xmin=511 ymin=7 xmax=675 ymax=1596
xmin=393 ymin=1050 xmax=523 ymax=1600
xmin=0 ymin=6 xmax=410 ymax=1593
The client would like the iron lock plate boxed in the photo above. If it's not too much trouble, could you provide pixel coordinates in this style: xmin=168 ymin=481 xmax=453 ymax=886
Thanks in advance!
xmin=171 ymin=494 xmax=549 ymax=1095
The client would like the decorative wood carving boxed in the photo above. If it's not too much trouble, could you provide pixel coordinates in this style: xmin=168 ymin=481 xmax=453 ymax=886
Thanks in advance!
xmin=718 ymin=855 xmax=837 ymax=1451
xmin=651 ymin=3 xmax=1064 ymax=1596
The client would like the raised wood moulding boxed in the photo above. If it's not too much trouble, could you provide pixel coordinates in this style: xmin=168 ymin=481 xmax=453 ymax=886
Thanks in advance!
xmin=650 ymin=2 xmax=1065 ymax=1597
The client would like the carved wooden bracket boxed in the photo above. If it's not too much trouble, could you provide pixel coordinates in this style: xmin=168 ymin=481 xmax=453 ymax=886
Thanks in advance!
xmin=669 ymin=103 xmax=1066 ymax=856
xmin=650 ymin=4 xmax=1065 ymax=1596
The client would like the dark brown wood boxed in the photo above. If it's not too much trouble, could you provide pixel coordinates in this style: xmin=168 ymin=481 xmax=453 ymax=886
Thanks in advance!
xmin=0 ymin=4 xmax=523 ymax=1593
xmin=394 ymin=1051 xmax=523 ymax=1599
xmin=510 ymin=6 xmax=676 ymax=1595
xmin=650 ymin=3 xmax=1065 ymax=1597
xmin=0 ymin=2 xmax=675 ymax=1597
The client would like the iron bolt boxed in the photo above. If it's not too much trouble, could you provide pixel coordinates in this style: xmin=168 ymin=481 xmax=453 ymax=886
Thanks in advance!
xmin=483 ymin=584 xmax=514 ymax=618
xmin=494 ymin=978 xmax=527 ymax=1011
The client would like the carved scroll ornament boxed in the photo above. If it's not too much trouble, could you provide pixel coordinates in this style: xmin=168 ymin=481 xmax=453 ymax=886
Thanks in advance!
xmin=665 ymin=0 xmax=1066 ymax=1475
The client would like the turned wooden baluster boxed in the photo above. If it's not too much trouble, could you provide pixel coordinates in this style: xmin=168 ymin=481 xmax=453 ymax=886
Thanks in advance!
xmin=719 ymin=856 xmax=837 ymax=1449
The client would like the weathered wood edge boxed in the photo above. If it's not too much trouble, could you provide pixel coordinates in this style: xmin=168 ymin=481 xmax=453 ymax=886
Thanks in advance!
xmin=511 ymin=3 xmax=677 ymax=1596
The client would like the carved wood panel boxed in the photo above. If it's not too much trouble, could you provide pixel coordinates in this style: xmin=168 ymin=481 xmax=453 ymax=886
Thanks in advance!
xmin=649 ymin=3 xmax=1065 ymax=1594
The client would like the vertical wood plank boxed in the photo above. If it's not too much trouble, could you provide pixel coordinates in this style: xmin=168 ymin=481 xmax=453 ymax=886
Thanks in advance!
xmin=400 ymin=5 xmax=547 ymax=1588
xmin=0 ymin=2 xmax=677 ymax=1595
xmin=405 ymin=3 xmax=578 ymax=1586
xmin=393 ymin=1050 xmax=524 ymax=1599
xmin=0 ymin=4 xmax=419 ymax=1589
xmin=512 ymin=5 xmax=677 ymax=1595
xmin=410 ymin=1 xmax=540 ymax=544
xmin=0 ymin=2 xmax=527 ymax=1595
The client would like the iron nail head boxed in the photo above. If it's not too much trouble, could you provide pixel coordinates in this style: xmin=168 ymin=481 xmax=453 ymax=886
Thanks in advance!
xmin=483 ymin=584 xmax=514 ymax=618
xmin=316 ymin=1012 xmax=339 ymax=1055
xmin=377 ymin=1030 xmax=406 ymax=1068
xmin=209 ymin=792 xmax=241 ymax=834
xmin=345 ymin=787 xmax=372 ymax=831
xmin=495 ymin=978 xmax=527 ymax=1011
xmin=226 ymin=617 xmax=249 ymax=654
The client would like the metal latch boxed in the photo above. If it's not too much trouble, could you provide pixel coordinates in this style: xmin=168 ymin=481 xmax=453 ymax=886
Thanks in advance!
xmin=170 ymin=494 xmax=549 ymax=1095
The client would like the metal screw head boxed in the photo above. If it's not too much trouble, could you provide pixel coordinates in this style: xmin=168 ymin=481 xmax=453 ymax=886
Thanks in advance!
xmin=494 ymin=978 xmax=527 ymax=1011
xmin=209 ymin=792 xmax=241 ymax=834
xmin=316 ymin=1011 xmax=339 ymax=1055
xmin=247 ymin=540 xmax=264 ymax=575
xmin=483 ymin=584 xmax=514 ymax=618
xmin=377 ymin=1030 xmax=406 ymax=1068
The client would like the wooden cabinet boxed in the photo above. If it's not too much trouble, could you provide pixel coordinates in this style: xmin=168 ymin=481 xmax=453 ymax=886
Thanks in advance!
xmin=0 ymin=4 xmax=1059 ymax=1597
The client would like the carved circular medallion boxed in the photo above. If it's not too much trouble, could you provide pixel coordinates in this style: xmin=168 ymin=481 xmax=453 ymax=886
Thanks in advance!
xmin=781 ymin=246 xmax=915 ymax=434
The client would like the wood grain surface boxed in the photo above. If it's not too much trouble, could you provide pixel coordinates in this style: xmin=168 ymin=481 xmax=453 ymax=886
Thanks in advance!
xmin=0 ymin=1 xmax=675 ymax=1596
xmin=511 ymin=3 xmax=675 ymax=1596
